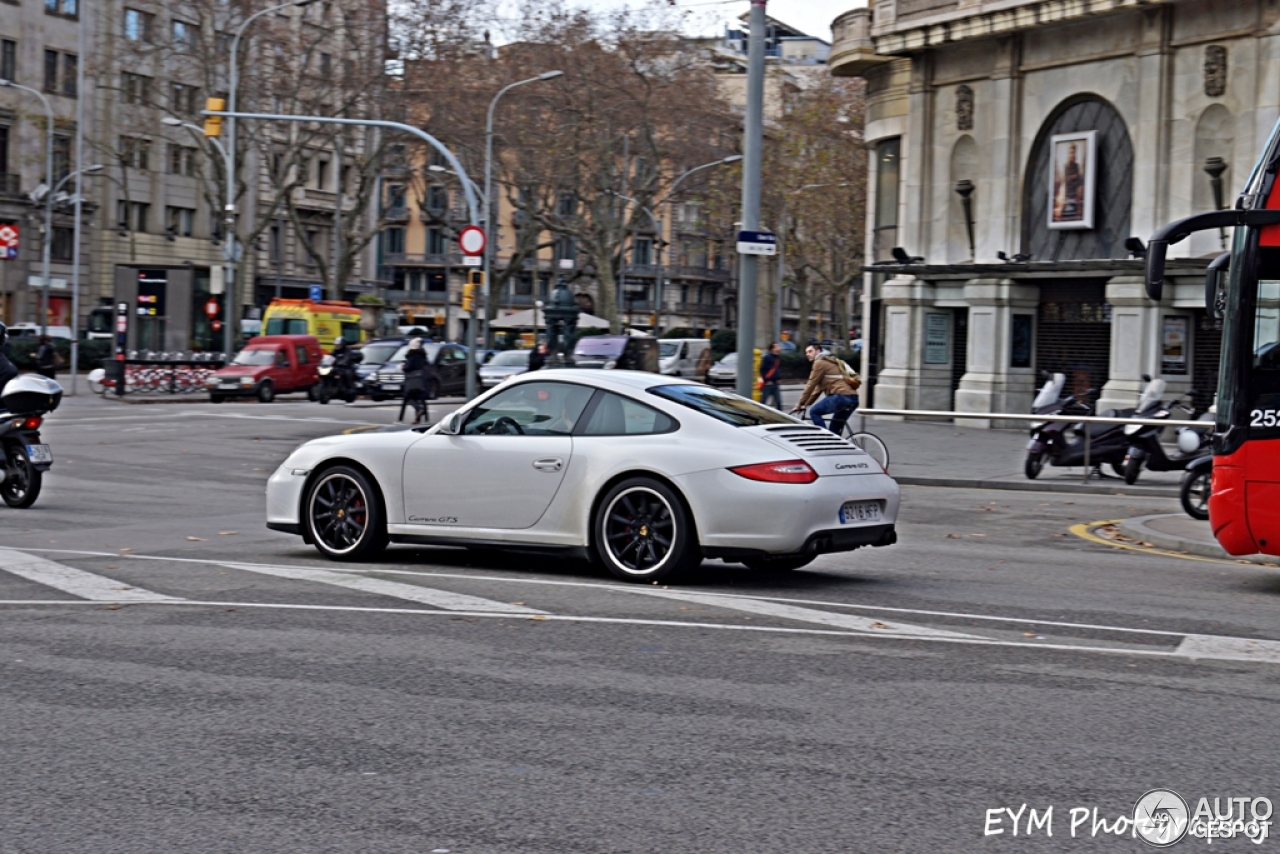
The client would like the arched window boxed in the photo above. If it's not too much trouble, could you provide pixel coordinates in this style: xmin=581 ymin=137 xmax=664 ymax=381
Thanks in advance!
xmin=1022 ymin=97 xmax=1134 ymax=261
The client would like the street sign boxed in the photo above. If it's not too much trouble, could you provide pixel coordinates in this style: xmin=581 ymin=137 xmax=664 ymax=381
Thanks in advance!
xmin=458 ymin=225 xmax=487 ymax=257
xmin=309 ymin=284 xmax=323 ymax=302
xmin=0 ymin=224 xmax=18 ymax=259
xmin=461 ymin=255 xmax=482 ymax=267
xmin=737 ymin=230 xmax=778 ymax=256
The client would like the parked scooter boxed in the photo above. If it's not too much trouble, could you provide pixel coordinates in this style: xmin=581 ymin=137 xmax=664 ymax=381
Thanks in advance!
xmin=1120 ymin=382 xmax=1208 ymax=484
xmin=1025 ymin=373 xmax=1132 ymax=479
xmin=0 ymin=374 xmax=62 ymax=508
xmin=1180 ymin=452 xmax=1212 ymax=521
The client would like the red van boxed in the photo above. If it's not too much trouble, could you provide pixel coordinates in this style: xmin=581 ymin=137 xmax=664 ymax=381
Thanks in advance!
xmin=206 ymin=335 xmax=324 ymax=403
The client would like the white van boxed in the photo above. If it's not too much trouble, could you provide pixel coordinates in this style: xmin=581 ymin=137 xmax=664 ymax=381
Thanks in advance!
xmin=658 ymin=338 xmax=710 ymax=378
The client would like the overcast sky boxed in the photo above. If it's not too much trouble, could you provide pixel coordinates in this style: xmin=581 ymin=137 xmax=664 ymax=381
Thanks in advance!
xmin=563 ymin=0 xmax=868 ymax=43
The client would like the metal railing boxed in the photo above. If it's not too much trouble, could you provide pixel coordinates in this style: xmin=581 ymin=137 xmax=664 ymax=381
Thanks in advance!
xmin=854 ymin=407 xmax=1213 ymax=483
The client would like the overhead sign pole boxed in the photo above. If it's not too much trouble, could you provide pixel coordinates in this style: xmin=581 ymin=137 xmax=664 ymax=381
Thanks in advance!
xmin=736 ymin=0 xmax=768 ymax=398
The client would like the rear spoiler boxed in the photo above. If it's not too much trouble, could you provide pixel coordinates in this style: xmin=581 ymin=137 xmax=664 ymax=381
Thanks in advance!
xmin=1145 ymin=209 xmax=1280 ymax=300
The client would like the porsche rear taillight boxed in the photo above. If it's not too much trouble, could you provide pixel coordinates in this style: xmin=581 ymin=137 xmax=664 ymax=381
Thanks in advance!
xmin=729 ymin=459 xmax=818 ymax=484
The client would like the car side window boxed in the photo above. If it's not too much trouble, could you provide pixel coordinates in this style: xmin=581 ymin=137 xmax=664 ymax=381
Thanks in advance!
xmin=582 ymin=392 xmax=677 ymax=436
xmin=295 ymin=346 xmax=308 ymax=365
xmin=275 ymin=350 xmax=289 ymax=367
xmin=447 ymin=348 xmax=466 ymax=363
xmin=464 ymin=382 xmax=594 ymax=436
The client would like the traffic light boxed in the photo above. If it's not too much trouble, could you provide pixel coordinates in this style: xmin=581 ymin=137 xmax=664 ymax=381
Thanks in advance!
xmin=203 ymin=97 xmax=226 ymax=138
xmin=462 ymin=270 xmax=484 ymax=313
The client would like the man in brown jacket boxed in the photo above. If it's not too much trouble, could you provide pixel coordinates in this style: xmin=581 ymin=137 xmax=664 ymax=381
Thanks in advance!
xmin=791 ymin=343 xmax=860 ymax=434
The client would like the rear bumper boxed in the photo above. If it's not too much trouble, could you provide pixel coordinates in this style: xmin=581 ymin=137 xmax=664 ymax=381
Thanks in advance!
xmin=702 ymin=524 xmax=896 ymax=560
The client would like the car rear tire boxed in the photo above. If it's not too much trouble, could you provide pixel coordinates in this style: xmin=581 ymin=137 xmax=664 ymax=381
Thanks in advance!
xmin=304 ymin=466 xmax=387 ymax=560
xmin=742 ymin=555 xmax=816 ymax=572
xmin=594 ymin=477 xmax=700 ymax=583
xmin=257 ymin=381 xmax=274 ymax=404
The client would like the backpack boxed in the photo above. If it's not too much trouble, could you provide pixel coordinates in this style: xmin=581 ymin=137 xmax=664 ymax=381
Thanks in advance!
xmin=834 ymin=357 xmax=861 ymax=391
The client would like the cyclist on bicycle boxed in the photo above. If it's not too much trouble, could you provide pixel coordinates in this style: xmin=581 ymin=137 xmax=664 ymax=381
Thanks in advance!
xmin=790 ymin=342 xmax=860 ymax=435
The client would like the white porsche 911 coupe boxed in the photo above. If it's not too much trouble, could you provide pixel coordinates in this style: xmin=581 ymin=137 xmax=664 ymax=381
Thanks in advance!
xmin=266 ymin=370 xmax=900 ymax=583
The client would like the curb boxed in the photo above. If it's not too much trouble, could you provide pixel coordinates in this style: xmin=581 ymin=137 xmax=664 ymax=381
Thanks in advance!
xmin=1116 ymin=514 xmax=1280 ymax=566
xmin=894 ymin=475 xmax=1176 ymax=496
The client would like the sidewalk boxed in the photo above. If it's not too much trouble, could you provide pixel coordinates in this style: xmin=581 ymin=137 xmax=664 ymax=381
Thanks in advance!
xmin=1112 ymin=515 xmax=1280 ymax=567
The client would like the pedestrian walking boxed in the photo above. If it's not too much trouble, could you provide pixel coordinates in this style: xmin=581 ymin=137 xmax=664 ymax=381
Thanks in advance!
xmin=399 ymin=337 xmax=432 ymax=425
xmin=0 ymin=323 xmax=17 ymax=390
xmin=528 ymin=342 xmax=548 ymax=372
xmin=790 ymin=342 xmax=861 ymax=435
xmin=35 ymin=335 xmax=58 ymax=380
xmin=759 ymin=341 xmax=782 ymax=409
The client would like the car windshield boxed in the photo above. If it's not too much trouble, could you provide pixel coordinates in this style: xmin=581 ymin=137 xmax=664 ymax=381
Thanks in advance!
xmin=649 ymin=384 xmax=794 ymax=427
xmin=359 ymin=343 xmax=402 ymax=366
xmin=574 ymin=337 xmax=626 ymax=358
xmin=389 ymin=343 xmax=442 ymax=363
xmin=717 ymin=353 xmax=738 ymax=366
xmin=659 ymin=342 xmax=680 ymax=358
xmin=487 ymin=350 xmax=530 ymax=367
xmin=230 ymin=349 xmax=278 ymax=366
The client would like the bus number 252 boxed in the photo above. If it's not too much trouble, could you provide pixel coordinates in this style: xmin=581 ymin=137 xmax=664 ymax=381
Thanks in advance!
xmin=1251 ymin=409 xmax=1280 ymax=427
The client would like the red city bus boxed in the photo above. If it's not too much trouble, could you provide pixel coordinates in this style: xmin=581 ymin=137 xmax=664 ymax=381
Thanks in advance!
xmin=1146 ymin=119 xmax=1280 ymax=556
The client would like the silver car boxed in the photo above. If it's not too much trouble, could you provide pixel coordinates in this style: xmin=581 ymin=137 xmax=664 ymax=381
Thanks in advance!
xmin=266 ymin=370 xmax=900 ymax=583
xmin=706 ymin=352 xmax=738 ymax=386
xmin=479 ymin=349 xmax=532 ymax=388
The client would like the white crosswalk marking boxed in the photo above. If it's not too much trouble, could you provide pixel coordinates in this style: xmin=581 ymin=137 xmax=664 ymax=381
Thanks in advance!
xmin=1176 ymin=634 xmax=1280 ymax=664
xmin=219 ymin=562 xmax=548 ymax=614
xmin=0 ymin=549 xmax=178 ymax=602
xmin=627 ymin=588 xmax=982 ymax=639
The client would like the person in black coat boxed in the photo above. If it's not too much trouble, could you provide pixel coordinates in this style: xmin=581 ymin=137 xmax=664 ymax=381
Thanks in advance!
xmin=399 ymin=338 xmax=432 ymax=424
xmin=528 ymin=342 xmax=548 ymax=372
xmin=0 ymin=323 xmax=16 ymax=392
xmin=35 ymin=335 xmax=57 ymax=380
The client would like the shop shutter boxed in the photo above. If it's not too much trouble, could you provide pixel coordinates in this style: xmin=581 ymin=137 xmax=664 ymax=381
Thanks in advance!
xmin=1036 ymin=279 xmax=1111 ymax=401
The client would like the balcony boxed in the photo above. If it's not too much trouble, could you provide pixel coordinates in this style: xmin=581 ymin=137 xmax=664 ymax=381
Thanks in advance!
xmin=0 ymin=173 xmax=19 ymax=197
xmin=669 ymin=265 xmax=731 ymax=283
xmin=383 ymin=252 xmax=463 ymax=267
xmin=384 ymin=205 xmax=410 ymax=223
xmin=386 ymin=289 xmax=448 ymax=304
xmin=673 ymin=302 xmax=721 ymax=317
xmin=830 ymin=8 xmax=886 ymax=78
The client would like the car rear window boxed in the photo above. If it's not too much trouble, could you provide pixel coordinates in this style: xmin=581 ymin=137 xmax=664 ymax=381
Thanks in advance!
xmin=574 ymin=337 xmax=626 ymax=358
xmin=649 ymin=384 xmax=794 ymax=427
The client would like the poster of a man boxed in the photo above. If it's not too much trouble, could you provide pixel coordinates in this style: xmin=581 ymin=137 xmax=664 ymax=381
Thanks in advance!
xmin=1049 ymin=130 xmax=1097 ymax=230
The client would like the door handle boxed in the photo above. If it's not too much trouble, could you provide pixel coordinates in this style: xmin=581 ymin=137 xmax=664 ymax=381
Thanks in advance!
xmin=532 ymin=458 xmax=564 ymax=472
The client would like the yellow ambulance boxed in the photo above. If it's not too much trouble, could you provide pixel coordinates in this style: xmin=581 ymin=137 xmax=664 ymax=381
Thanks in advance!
xmin=261 ymin=299 xmax=366 ymax=350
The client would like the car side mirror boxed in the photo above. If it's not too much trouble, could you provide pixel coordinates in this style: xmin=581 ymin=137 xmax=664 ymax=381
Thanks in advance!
xmin=438 ymin=410 xmax=466 ymax=435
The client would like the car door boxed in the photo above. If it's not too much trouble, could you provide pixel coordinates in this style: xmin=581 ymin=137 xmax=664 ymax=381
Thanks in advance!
xmin=402 ymin=380 xmax=596 ymax=530
xmin=269 ymin=347 xmax=290 ymax=387
xmin=440 ymin=346 xmax=467 ymax=394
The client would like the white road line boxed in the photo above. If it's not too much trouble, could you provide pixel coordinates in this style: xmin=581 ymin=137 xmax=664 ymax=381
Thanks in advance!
xmin=1176 ymin=634 xmax=1280 ymax=664
xmin=0 ymin=549 xmax=178 ymax=602
xmin=626 ymin=588 xmax=983 ymax=639
xmin=218 ymin=562 xmax=546 ymax=614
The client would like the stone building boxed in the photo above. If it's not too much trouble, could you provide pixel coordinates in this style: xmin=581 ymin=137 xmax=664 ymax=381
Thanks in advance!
xmin=830 ymin=0 xmax=1269 ymax=421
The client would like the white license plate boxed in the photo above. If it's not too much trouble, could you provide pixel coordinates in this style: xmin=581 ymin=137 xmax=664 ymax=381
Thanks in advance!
xmin=382 ymin=383 xmax=401 ymax=391
xmin=220 ymin=381 xmax=239 ymax=389
xmin=839 ymin=501 xmax=880 ymax=524
xmin=27 ymin=444 xmax=52 ymax=464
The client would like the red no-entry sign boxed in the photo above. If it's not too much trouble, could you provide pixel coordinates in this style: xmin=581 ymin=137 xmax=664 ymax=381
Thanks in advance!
xmin=205 ymin=298 xmax=219 ymax=318
xmin=458 ymin=225 xmax=487 ymax=257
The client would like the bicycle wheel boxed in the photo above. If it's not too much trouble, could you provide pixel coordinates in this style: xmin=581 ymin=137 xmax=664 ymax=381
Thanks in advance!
xmin=846 ymin=430 xmax=889 ymax=471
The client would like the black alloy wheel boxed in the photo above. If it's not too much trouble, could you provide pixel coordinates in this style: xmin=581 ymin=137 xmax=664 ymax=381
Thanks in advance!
xmin=1024 ymin=453 xmax=1044 ymax=480
xmin=1180 ymin=468 xmax=1211 ymax=521
xmin=594 ymin=478 xmax=699 ymax=583
xmin=1 ymin=444 xmax=42 ymax=508
xmin=305 ymin=466 xmax=387 ymax=560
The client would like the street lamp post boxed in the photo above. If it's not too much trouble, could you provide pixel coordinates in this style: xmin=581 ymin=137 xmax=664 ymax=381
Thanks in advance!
xmin=482 ymin=70 xmax=564 ymax=352
xmin=608 ymin=155 xmax=742 ymax=335
xmin=223 ymin=0 xmax=322 ymax=358
xmin=0 ymin=80 xmax=54 ymax=338
xmin=775 ymin=182 xmax=849 ymax=344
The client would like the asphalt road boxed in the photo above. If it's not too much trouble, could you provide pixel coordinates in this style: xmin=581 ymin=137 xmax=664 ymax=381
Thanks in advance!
xmin=2 ymin=395 xmax=1278 ymax=853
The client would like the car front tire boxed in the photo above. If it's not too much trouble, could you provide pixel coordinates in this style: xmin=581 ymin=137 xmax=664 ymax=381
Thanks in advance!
xmin=304 ymin=466 xmax=388 ymax=561
xmin=257 ymin=381 xmax=274 ymax=404
xmin=593 ymin=477 xmax=700 ymax=583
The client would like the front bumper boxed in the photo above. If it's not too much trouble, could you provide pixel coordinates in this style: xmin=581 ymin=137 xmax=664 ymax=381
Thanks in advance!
xmin=266 ymin=463 xmax=308 ymax=531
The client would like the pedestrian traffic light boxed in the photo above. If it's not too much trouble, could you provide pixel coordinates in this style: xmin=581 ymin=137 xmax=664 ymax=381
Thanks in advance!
xmin=461 ymin=283 xmax=475 ymax=313
xmin=204 ymin=98 xmax=226 ymax=138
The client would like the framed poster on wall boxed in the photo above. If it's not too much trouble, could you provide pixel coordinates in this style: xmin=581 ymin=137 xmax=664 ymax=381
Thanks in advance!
xmin=1048 ymin=130 xmax=1096 ymax=230
xmin=924 ymin=313 xmax=950 ymax=364
xmin=1162 ymin=316 xmax=1188 ymax=375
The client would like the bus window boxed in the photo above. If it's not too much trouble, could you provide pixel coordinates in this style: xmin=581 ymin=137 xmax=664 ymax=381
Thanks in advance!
xmin=1255 ymin=279 xmax=1280 ymax=369
xmin=266 ymin=318 xmax=307 ymax=335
